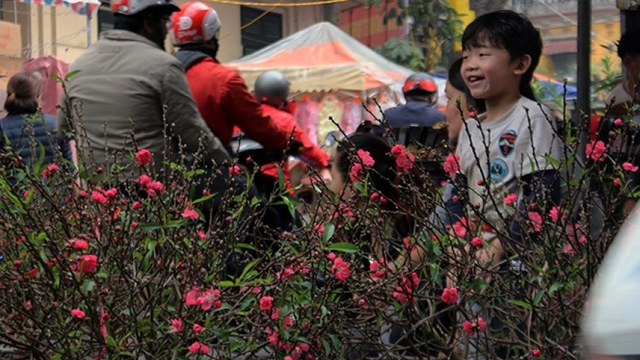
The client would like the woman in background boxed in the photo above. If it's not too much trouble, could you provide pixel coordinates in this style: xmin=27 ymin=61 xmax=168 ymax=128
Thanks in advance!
xmin=2 ymin=71 xmax=73 ymax=179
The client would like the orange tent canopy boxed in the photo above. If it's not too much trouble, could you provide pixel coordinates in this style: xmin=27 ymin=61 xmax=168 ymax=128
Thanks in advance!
xmin=228 ymin=22 xmax=413 ymax=95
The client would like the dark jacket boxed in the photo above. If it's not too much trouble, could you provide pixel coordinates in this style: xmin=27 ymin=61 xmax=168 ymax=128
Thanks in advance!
xmin=384 ymin=98 xmax=445 ymax=128
xmin=1 ymin=112 xmax=72 ymax=167
xmin=58 ymin=30 xmax=230 ymax=181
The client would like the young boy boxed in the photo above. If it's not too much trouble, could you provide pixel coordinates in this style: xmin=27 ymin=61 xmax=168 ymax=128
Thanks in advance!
xmin=455 ymin=10 xmax=562 ymax=255
xmin=450 ymin=10 xmax=563 ymax=358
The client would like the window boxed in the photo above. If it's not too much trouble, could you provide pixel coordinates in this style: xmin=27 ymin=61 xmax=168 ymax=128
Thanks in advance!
xmin=241 ymin=6 xmax=282 ymax=56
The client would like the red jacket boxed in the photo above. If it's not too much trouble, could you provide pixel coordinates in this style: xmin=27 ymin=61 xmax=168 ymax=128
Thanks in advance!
xmin=259 ymin=104 xmax=329 ymax=182
xmin=184 ymin=57 xmax=289 ymax=149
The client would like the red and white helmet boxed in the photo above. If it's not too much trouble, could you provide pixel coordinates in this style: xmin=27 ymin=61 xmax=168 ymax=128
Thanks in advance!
xmin=170 ymin=2 xmax=222 ymax=46
xmin=111 ymin=0 xmax=179 ymax=15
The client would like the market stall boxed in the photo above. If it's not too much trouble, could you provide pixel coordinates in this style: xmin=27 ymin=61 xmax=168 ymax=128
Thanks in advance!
xmin=228 ymin=22 xmax=445 ymax=144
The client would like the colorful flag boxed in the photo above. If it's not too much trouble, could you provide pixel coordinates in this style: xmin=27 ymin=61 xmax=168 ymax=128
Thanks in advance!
xmin=15 ymin=0 xmax=101 ymax=17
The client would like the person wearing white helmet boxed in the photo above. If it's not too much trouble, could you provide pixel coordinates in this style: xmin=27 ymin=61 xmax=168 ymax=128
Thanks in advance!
xmin=170 ymin=1 xmax=290 ymax=151
xmin=57 ymin=0 xmax=230 ymax=183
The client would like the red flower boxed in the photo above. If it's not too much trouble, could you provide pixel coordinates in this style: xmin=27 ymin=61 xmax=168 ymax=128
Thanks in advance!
xmin=391 ymin=144 xmax=405 ymax=156
xmin=349 ymin=163 xmax=363 ymax=182
xmin=229 ymin=165 xmax=241 ymax=176
xmin=266 ymin=328 xmax=279 ymax=345
xmin=586 ymin=140 xmax=607 ymax=162
xmin=198 ymin=288 xmax=221 ymax=311
xmin=188 ymin=341 xmax=210 ymax=354
xmin=103 ymin=188 xmax=117 ymax=198
xmin=13 ymin=260 xmax=22 ymax=268
xmin=393 ymin=285 xmax=413 ymax=304
xmin=532 ymin=349 xmax=541 ymax=357
xmin=471 ymin=237 xmax=483 ymax=248
xmin=357 ymin=149 xmax=375 ymax=167
xmin=71 ymin=308 xmax=85 ymax=319
xmin=170 ymin=319 xmax=183 ymax=332
xmin=623 ymin=162 xmax=639 ymax=172
xmin=613 ymin=177 xmax=622 ymax=187
xmin=135 ymin=149 xmax=152 ymax=166
xmin=527 ymin=212 xmax=543 ymax=233
xmin=396 ymin=152 xmax=415 ymax=173
xmin=193 ymin=323 xmax=204 ymax=334
xmin=137 ymin=174 xmax=151 ymax=186
xmin=132 ymin=201 xmax=141 ymax=210
xmin=184 ymin=287 xmax=201 ymax=306
xmin=453 ymin=218 xmax=469 ymax=238
xmin=462 ymin=320 xmax=474 ymax=335
xmin=369 ymin=260 xmax=386 ymax=280
xmin=26 ymin=268 xmax=38 ymax=278
xmin=503 ymin=193 xmax=517 ymax=206
xmin=182 ymin=207 xmax=199 ymax=220
xmin=441 ymin=287 xmax=458 ymax=304
xmin=443 ymin=153 xmax=460 ymax=177
xmin=271 ymin=307 xmax=280 ymax=320
xmin=68 ymin=239 xmax=89 ymax=250
xmin=331 ymin=257 xmax=350 ymax=282
xmin=42 ymin=163 xmax=58 ymax=178
xmin=283 ymin=314 xmax=293 ymax=328
xmin=78 ymin=254 xmax=98 ymax=274
xmin=477 ymin=317 xmax=487 ymax=332
xmin=278 ymin=268 xmax=295 ymax=281
xmin=91 ymin=191 xmax=107 ymax=204
xmin=260 ymin=296 xmax=274 ymax=311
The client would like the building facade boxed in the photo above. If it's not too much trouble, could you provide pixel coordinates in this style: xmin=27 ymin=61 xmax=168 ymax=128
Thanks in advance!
xmin=0 ymin=0 xmax=330 ymax=65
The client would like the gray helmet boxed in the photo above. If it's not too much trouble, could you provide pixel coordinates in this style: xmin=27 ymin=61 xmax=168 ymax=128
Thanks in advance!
xmin=255 ymin=70 xmax=290 ymax=107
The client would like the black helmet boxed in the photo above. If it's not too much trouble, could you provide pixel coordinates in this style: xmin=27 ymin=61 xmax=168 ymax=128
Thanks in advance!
xmin=255 ymin=70 xmax=290 ymax=107
xmin=403 ymin=73 xmax=438 ymax=96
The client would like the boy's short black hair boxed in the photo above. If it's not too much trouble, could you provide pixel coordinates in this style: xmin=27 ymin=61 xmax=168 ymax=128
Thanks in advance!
xmin=618 ymin=29 xmax=640 ymax=58
xmin=462 ymin=10 xmax=542 ymax=101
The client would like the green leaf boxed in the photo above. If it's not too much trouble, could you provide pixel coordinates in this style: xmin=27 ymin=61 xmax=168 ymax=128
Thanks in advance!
xmin=105 ymin=335 xmax=117 ymax=347
xmin=65 ymin=69 xmax=81 ymax=81
xmin=508 ymin=299 xmax=532 ymax=310
xmin=533 ymin=290 xmax=545 ymax=305
xmin=328 ymin=242 xmax=359 ymax=253
xmin=323 ymin=223 xmax=335 ymax=243
xmin=81 ymin=279 xmax=95 ymax=294
xmin=548 ymin=281 xmax=563 ymax=297
xmin=218 ymin=281 xmax=234 ymax=287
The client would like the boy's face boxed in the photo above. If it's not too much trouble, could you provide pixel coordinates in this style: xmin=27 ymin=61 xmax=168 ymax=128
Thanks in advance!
xmin=461 ymin=42 xmax=529 ymax=103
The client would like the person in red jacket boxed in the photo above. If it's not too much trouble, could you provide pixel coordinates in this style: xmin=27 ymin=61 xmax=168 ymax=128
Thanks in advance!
xmin=254 ymin=71 xmax=331 ymax=229
xmin=255 ymin=70 xmax=330 ymax=188
xmin=170 ymin=2 xmax=289 ymax=150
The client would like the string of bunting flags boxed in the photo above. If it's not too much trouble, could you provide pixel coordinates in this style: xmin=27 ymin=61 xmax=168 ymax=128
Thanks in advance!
xmin=14 ymin=0 xmax=101 ymax=17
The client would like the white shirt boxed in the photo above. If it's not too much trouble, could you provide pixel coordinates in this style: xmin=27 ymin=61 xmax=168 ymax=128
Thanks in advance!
xmin=455 ymin=96 xmax=562 ymax=228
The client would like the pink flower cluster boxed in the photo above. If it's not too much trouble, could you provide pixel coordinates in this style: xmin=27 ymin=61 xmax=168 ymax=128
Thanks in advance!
xmin=91 ymin=187 xmax=118 ymax=204
xmin=462 ymin=317 xmax=487 ymax=336
xmin=349 ymin=149 xmax=375 ymax=182
xmin=391 ymin=144 xmax=415 ymax=173
xmin=77 ymin=254 xmax=98 ymax=274
xmin=586 ymin=140 xmax=607 ymax=162
xmin=188 ymin=341 xmax=210 ymax=354
xmin=135 ymin=149 xmax=152 ymax=166
xmin=137 ymin=174 xmax=164 ymax=197
xmin=369 ymin=259 xmax=386 ymax=280
xmin=329 ymin=253 xmax=350 ymax=282
xmin=441 ymin=287 xmax=458 ymax=304
xmin=393 ymin=272 xmax=420 ymax=304
xmin=42 ymin=163 xmax=58 ymax=178
xmin=443 ymin=153 xmax=460 ymax=178
xmin=184 ymin=286 xmax=222 ymax=311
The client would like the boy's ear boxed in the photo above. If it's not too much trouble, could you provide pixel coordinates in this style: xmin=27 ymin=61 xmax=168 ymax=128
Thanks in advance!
xmin=513 ymin=55 xmax=533 ymax=76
